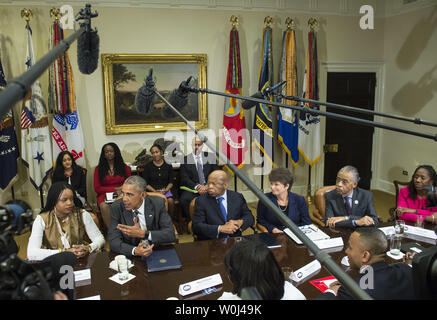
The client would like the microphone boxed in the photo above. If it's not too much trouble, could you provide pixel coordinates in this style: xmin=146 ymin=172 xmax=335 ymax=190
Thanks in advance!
xmin=240 ymin=81 xmax=286 ymax=110
xmin=161 ymin=76 xmax=193 ymax=119
xmin=135 ymin=68 xmax=156 ymax=115
xmin=263 ymin=80 xmax=286 ymax=96
xmin=76 ymin=4 xmax=99 ymax=75
xmin=242 ymin=92 xmax=265 ymax=110
xmin=77 ymin=28 xmax=99 ymax=75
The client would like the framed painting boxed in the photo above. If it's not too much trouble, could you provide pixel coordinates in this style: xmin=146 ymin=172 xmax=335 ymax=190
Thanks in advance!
xmin=101 ymin=54 xmax=207 ymax=134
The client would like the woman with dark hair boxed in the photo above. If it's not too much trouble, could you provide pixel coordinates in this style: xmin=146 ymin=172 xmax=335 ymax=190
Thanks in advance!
xmin=52 ymin=151 xmax=87 ymax=206
xmin=27 ymin=182 xmax=105 ymax=261
xmin=94 ymin=142 xmax=131 ymax=230
xmin=257 ymin=168 xmax=311 ymax=233
xmin=396 ymin=165 xmax=437 ymax=222
xmin=218 ymin=239 xmax=305 ymax=300
xmin=141 ymin=144 xmax=175 ymax=219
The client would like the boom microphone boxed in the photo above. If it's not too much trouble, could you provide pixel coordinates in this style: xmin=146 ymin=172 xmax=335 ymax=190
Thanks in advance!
xmin=75 ymin=4 xmax=99 ymax=75
xmin=135 ymin=68 xmax=156 ymax=115
xmin=77 ymin=28 xmax=99 ymax=75
xmin=242 ymin=92 xmax=265 ymax=110
xmin=161 ymin=76 xmax=193 ymax=119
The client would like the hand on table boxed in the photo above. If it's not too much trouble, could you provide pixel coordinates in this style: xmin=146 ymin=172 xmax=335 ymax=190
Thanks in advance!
xmin=134 ymin=241 xmax=154 ymax=257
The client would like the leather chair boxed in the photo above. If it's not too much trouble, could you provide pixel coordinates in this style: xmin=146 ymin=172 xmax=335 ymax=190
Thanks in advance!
xmin=147 ymin=192 xmax=179 ymax=243
xmin=188 ymin=198 xmax=197 ymax=240
xmin=388 ymin=180 xmax=409 ymax=222
xmin=256 ymin=222 xmax=268 ymax=233
xmin=311 ymin=185 xmax=336 ymax=227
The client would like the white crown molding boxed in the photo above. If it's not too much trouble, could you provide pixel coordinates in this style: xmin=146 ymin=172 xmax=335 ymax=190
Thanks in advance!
xmin=0 ymin=0 xmax=434 ymax=17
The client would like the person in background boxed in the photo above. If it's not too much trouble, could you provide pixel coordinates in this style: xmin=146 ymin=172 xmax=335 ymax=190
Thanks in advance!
xmin=27 ymin=182 xmax=105 ymax=261
xmin=218 ymin=238 xmax=306 ymax=300
xmin=396 ymin=165 xmax=437 ymax=223
xmin=179 ymin=136 xmax=219 ymax=222
xmin=318 ymin=228 xmax=415 ymax=300
xmin=257 ymin=168 xmax=311 ymax=233
xmin=141 ymin=144 xmax=176 ymax=221
xmin=94 ymin=142 xmax=131 ymax=231
xmin=325 ymin=165 xmax=378 ymax=228
xmin=52 ymin=151 xmax=87 ymax=207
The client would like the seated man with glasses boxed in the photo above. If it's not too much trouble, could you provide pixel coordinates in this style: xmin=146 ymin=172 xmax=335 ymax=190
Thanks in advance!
xmin=325 ymin=165 xmax=378 ymax=228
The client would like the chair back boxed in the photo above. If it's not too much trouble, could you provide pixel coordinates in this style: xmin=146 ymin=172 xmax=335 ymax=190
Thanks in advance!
xmin=388 ymin=180 xmax=410 ymax=221
xmin=146 ymin=192 xmax=168 ymax=211
xmin=310 ymin=185 xmax=336 ymax=226
xmin=188 ymin=198 xmax=197 ymax=240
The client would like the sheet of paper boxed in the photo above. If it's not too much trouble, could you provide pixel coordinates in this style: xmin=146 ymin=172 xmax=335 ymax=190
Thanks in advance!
xmin=74 ymin=269 xmax=91 ymax=282
xmin=78 ymin=295 xmax=101 ymax=300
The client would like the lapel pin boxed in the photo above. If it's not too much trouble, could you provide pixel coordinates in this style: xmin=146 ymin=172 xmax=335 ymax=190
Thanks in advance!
xmin=354 ymin=200 xmax=359 ymax=205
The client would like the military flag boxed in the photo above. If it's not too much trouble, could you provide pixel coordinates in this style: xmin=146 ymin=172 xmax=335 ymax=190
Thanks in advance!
xmin=49 ymin=20 xmax=85 ymax=167
xmin=298 ymin=29 xmax=321 ymax=166
xmin=0 ymin=56 xmax=19 ymax=189
xmin=222 ymin=27 xmax=247 ymax=170
xmin=20 ymin=23 xmax=53 ymax=189
xmin=253 ymin=25 xmax=274 ymax=166
xmin=278 ymin=27 xmax=299 ymax=166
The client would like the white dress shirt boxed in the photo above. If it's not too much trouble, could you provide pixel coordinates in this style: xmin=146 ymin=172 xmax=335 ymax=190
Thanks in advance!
xmin=131 ymin=199 xmax=152 ymax=256
xmin=27 ymin=210 xmax=105 ymax=261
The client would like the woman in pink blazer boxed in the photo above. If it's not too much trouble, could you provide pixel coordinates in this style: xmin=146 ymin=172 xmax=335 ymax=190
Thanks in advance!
xmin=397 ymin=165 xmax=437 ymax=223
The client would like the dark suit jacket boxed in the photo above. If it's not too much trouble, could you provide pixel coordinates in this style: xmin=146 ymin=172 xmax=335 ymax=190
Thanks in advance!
xmin=108 ymin=196 xmax=176 ymax=257
xmin=318 ymin=261 xmax=415 ymax=300
xmin=324 ymin=187 xmax=378 ymax=228
xmin=52 ymin=166 xmax=87 ymax=199
xmin=179 ymin=152 xmax=219 ymax=190
xmin=257 ymin=192 xmax=311 ymax=232
xmin=192 ymin=190 xmax=255 ymax=240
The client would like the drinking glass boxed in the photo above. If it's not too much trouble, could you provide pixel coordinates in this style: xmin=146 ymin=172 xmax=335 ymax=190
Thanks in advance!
xmin=117 ymin=258 xmax=129 ymax=281
xmin=282 ymin=266 xmax=293 ymax=282
xmin=415 ymin=215 xmax=424 ymax=228
xmin=395 ymin=220 xmax=405 ymax=235
xmin=389 ymin=234 xmax=402 ymax=256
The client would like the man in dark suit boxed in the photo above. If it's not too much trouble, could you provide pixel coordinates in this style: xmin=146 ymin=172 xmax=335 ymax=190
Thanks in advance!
xmin=325 ymin=165 xmax=378 ymax=228
xmin=192 ymin=170 xmax=254 ymax=240
xmin=179 ymin=136 xmax=219 ymax=221
xmin=108 ymin=175 xmax=175 ymax=257
xmin=318 ymin=228 xmax=415 ymax=300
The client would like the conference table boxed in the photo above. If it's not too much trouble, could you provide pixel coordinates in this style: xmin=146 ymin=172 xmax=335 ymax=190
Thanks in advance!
xmin=74 ymin=221 xmax=436 ymax=300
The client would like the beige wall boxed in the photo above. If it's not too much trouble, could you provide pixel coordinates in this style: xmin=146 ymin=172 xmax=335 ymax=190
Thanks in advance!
xmin=378 ymin=5 xmax=437 ymax=192
xmin=1 ymin=3 xmax=433 ymax=210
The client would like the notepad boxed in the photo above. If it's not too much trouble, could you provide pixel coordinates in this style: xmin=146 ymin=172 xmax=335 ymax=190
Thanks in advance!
xmin=283 ymin=224 xmax=330 ymax=244
xmin=145 ymin=248 xmax=182 ymax=272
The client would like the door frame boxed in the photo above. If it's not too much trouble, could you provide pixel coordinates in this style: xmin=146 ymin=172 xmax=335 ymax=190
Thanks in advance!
xmin=319 ymin=62 xmax=386 ymax=191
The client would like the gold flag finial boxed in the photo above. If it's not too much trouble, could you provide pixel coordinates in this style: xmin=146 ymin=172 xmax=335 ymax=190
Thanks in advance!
xmin=230 ymin=15 xmax=239 ymax=29
xmin=285 ymin=17 xmax=295 ymax=29
xmin=21 ymin=8 xmax=33 ymax=24
xmin=50 ymin=7 xmax=61 ymax=22
xmin=264 ymin=16 xmax=273 ymax=27
xmin=308 ymin=17 xmax=318 ymax=30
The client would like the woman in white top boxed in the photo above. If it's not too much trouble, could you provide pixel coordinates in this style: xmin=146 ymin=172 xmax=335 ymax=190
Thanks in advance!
xmin=218 ymin=238 xmax=306 ymax=300
xmin=27 ymin=182 xmax=105 ymax=261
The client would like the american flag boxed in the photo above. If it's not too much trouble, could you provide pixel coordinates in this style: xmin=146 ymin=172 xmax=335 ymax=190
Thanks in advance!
xmin=20 ymin=106 xmax=35 ymax=128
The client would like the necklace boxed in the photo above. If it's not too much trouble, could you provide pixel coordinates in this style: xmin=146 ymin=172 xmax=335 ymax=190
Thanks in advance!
xmin=54 ymin=210 xmax=69 ymax=223
xmin=279 ymin=203 xmax=288 ymax=212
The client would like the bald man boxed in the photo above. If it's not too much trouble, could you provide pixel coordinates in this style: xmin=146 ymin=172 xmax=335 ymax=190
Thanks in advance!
xmin=192 ymin=170 xmax=254 ymax=240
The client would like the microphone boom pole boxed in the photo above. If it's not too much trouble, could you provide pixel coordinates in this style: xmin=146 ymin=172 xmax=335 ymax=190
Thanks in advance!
xmin=154 ymin=87 xmax=373 ymax=300
xmin=0 ymin=4 xmax=98 ymax=120
xmin=190 ymin=87 xmax=437 ymax=142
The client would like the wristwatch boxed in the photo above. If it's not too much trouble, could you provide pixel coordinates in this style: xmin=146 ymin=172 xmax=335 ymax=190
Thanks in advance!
xmin=144 ymin=230 xmax=150 ymax=240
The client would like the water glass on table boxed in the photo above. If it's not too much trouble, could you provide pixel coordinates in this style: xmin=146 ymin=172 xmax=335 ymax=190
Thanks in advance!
xmin=395 ymin=220 xmax=405 ymax=236
xmin=282 ymin=266 xmax=293 ymax=282
xmin=389 ymin=234 xmax=402 ymax=256
xmin=117 ymin=258 xmax=129 ymax=281
xmin=415 ymin=215 xmax=424 ymax=228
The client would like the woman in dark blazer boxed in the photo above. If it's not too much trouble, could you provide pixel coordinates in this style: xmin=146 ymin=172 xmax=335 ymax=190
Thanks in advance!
xmin=257 ymin=168 xmax=311 ymax=233
xmin=52 ymin=151 xmax=87 ymax=207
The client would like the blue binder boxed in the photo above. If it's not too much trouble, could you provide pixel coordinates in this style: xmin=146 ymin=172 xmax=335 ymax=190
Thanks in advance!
xmin=144 ymin=248 xmax=182 ymax=272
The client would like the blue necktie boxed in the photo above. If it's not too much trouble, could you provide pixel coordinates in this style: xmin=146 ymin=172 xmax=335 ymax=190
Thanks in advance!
xmin=217 ymin=197 xmax=227 ymax=222
xmin=196 ymin=155 xmax=205 ymax=185
xmin=344 ymin=197 xmax=352 ymax=216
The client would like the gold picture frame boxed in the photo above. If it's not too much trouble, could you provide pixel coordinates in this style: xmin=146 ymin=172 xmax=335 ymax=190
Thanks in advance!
xmin=102 ymin=54 xmax=208 ymax=134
